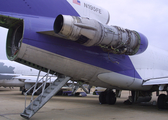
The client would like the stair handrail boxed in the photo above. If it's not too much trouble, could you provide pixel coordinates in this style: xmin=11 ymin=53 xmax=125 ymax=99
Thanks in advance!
xmin=41 ymin=70 xmax=50 ymax=96
xmin=29 ymin=70 xmax=51 ymax=110
xmin=25 ymin=75 xmax=48 ymax=96
xmin=24 ymin=71 xmax=49 ymax=109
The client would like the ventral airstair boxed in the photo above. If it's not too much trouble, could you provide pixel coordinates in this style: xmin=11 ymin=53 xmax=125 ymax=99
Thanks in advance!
xmin=20 ymin=70 xmax=70 ymax=119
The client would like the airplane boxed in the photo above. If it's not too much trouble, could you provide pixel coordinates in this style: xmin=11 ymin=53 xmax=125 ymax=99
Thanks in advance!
xmin=0 ymin=60 xmax=38 ymax=87
xmin=0 ymin=0 xmax=168 ymax=119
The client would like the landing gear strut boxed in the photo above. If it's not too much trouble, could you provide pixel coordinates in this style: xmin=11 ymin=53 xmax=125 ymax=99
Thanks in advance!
xmin=124 ymin=90 xmax=152 ymax=105
xmin=124 ymin=91 xmax=135 ymax=105
xmin=99 ymin=90 xmax=116 ymax=105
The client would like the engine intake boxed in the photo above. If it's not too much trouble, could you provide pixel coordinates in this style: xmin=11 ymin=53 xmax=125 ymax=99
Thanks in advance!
xmin=54 ymin=15 xmax=148 ymax=55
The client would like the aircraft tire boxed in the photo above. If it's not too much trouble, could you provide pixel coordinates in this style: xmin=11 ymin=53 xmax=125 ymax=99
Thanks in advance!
xmin=157 ymin=94 xmax=166 ymax=109
xmin=106 ymin=91 xmax=116 ymax=105
xmin=99 ymin=92 xmax=107 ymax=104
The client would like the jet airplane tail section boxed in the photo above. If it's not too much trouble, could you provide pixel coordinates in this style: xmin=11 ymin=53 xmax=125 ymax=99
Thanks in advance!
xmin=1 ymin=0 xmax=168 ymax=119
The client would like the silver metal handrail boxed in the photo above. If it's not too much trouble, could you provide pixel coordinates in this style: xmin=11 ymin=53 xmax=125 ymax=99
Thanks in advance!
xmin=24 ymin=70 xmax=50 ymax=109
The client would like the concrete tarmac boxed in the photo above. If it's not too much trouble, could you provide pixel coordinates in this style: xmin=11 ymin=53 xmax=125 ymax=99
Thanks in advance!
xmin=0 ymin=87 xmax=168 ymax=120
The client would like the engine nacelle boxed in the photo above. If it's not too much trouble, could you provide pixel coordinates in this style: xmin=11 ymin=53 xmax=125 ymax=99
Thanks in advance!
xmin=54 ymin=15 xmax=148 ymax=55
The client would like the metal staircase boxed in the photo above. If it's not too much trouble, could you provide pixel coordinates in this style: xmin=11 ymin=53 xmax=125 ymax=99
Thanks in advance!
xmin=20 ymin=70 xmax=70 ymax=119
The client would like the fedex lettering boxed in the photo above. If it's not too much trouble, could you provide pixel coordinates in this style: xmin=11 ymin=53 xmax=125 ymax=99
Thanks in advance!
xmin=84 ymin=3 xmax=102 ymax=14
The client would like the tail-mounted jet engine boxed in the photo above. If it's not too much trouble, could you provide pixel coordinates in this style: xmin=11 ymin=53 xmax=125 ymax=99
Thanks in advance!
xmin=54 ymin=15 xmax=148 ymax=55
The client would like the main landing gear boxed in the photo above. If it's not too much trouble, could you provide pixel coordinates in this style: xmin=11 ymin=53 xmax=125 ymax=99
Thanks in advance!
xmin=157 ymin=94 xmax=168 ymax=109
xmin=99 ymin=88 xmax=168 ymax=110
xmin=156 ymin=85 xmax=168 ymax=109
xmin=124 ymin=90 xmax=152 ymax=105
xmin=99 ymin=90 xmax=117 ymax=105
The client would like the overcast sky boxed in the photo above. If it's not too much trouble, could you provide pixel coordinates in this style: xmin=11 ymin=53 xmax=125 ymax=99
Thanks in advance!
xmin=0 ymin=0 xmax=168 ymax=60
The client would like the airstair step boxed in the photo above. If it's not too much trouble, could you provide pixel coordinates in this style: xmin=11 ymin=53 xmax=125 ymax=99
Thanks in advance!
xmin=46 ymin=89 xmax=52 ymax=93
xmin=25 ymin=109 xmax=33 ymax=115
xmin=41 ymin=95 xmax=46 ymax=98
xmin=51 ymin=86 xmax=56 ymax=89
xmin=33 ymin=101 xmax=39 ymax=106
xmin=53 ymin=83 xmax=59 ymax=86
xmin=20 ymin=113 xmax=30 ymax=119
xmin=43 ymin=93 xmax=48 ymax=96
